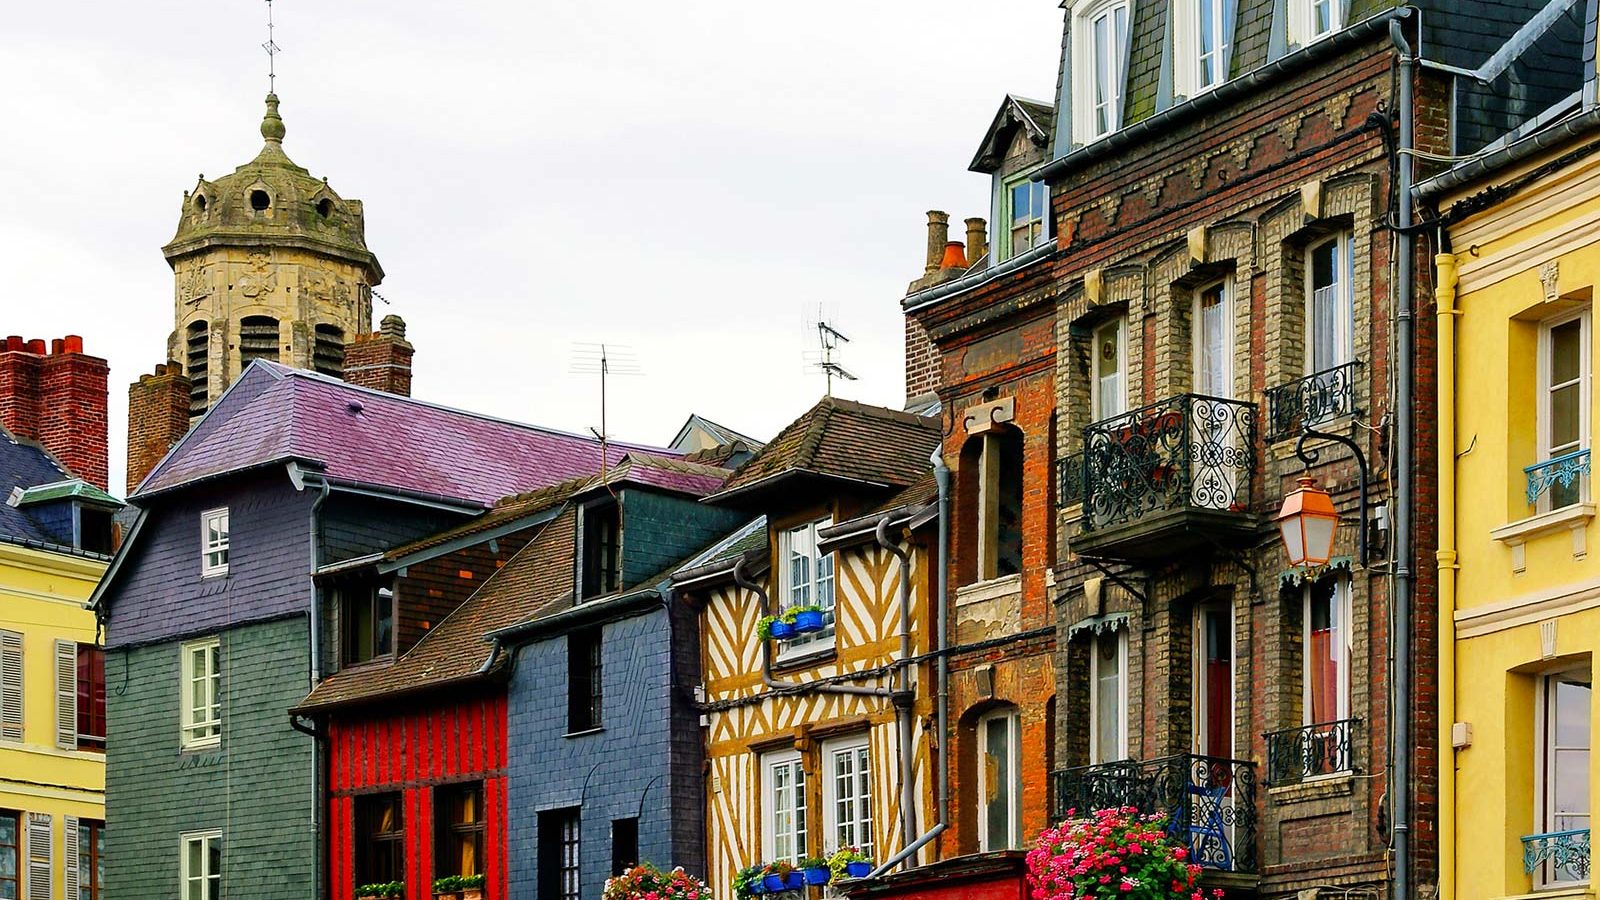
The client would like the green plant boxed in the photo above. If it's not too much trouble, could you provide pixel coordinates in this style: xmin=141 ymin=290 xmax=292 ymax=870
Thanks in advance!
xmin=432 ymin=874 xmax=486 ymax=893
xmin=733 ymin=862 xmax=766 ymax=898
xmin=799 ymin=855 xmax=829 ymax=871
xmin=356 ymin=883 xmax=405 ymax=899
xmin=779 ymin=606 xmax=801 ymax=625
xmin=828 ymin=846 xmax=871 ymax=881
xmin=763 ymin=860 xmax=795 ymax=879
xmin=757 ymin=615 xmax=778 ymax=641
xmin=603 ymin=862 xmax=712 ymax=900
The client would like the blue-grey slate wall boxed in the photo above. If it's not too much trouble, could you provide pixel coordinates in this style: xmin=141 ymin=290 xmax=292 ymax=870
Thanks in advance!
xmin=619 ymin=489 xmax=744 ymax=587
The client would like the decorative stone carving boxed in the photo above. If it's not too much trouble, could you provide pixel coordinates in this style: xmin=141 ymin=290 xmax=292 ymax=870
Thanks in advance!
xmin=237 ymin=251 xmax=279 ymax=300
xmin=1325 ymin=92 xmax=1354 ymax=130
xmin=178 ymin=266 xmax=212 ymax=308
xmin=1541 ymin=260 xmax=1560 ymax=302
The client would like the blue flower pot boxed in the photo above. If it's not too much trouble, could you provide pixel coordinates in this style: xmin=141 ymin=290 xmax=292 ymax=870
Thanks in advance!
xmin=785 ymin=872 xmax=805 ymax=890
xmin=804 ymin=866 xmax=830 ymax=885
xmin=794 ymin=610 xmax=825 ymax=633
xmin=748 ymin=880 xmax=765 ymax=895
xmin=762 ymin=874 xmax=786 ymax=892
xmin=770 ymin=620 xmax=796 ymax=640
xmin=846 ymin=861 xmax=872 ymax=878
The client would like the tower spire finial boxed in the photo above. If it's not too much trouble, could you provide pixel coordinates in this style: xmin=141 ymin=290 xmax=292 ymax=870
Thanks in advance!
xmin=262 ymin=0 xmax=281 ymax=94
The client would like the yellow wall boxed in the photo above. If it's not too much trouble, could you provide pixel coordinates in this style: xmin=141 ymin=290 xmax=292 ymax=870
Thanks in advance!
xmin=1445 ymin=146 xmax=1600 ymax=900
xmin=0 ymin=542 xmax=107 ymax=900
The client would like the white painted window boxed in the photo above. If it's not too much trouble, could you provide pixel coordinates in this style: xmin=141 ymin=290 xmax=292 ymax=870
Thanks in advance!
xmin=977 ymin=710 xmax=1021 ymax=851
xmin=1004 ymin=175 xmax=1049 ymax=260
xmin=822 ymin=736 xmax=873 ymax=857
xmin=180 ymin=830 xmax=222 ymax=900
xmin=1306 ymin=234 xmax=1355 ymax=373
xmin=1535 ymin=666 xmax=1591 ymax=887
xmin=1091 ymin=317 xmax=1128 ymax=421
xmin=1193 ymin=279 xmax=1233 ymax=398
xmin=1072 ymin=0 xmax=1133 ymax=144
xmin=1089 ymin=629 xmax=1129 ymax=763
xmin=200 ymin=508 xmax=229 ymax=577
xmin=778 ymin=518 xmax=835 ymax=656
xmin=1303 ymin=576 xmax=1351 ymax=727
xmin=1173 ymin=0 xmax=1235 ymax=97
xmin=1538 ymin=309 xmax=1591 ymax=512
xmin=761 ymin=750 xmax=807 ymax=865
xmin=1288 ymin=0 xmax=1341 ymax=47
xmin=180 ymin=638 xmax=221 ymax=750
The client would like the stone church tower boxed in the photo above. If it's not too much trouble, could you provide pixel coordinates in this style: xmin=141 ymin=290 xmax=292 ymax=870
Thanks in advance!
xmin=128 ymin=93 xmax=414 ymax=492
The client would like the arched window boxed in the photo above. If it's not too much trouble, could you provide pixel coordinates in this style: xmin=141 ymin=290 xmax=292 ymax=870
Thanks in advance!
xmin=958 ymin=427 xmax=1024 ymax=585
xmin=313 ymin=324 xmax=345 ymax=377
xmin=185 ymin=321 xmax=209 ymax=417
xmin=239 ymin=316 xmax=281 ymax=368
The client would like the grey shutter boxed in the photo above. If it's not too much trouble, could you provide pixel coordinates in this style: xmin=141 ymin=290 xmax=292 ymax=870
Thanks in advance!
xmin=55 ymin=641 xmax=77 ymax=750
xmin=0 ymin=631 xmax=22 ymax=741
xmin=63 ymin=816 xmax=79 ymax=900
xmin=26 ymin=812 xmax=51 ymax=900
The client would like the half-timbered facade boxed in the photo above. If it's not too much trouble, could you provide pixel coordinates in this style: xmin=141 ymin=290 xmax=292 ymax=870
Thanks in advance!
xmin=674 ymin=397 xmax=942 ymax=896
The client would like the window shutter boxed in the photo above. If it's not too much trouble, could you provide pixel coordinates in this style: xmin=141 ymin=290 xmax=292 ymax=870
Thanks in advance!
xmin=55 ymin=640 xmax=77 ymax=749
xmin=26 ymin=812 xmax=51 ymax=900
xmin=63 ymin=816 xmax=79 ymax=900
xmin=0 ymin=631 xmax=22 ymax=741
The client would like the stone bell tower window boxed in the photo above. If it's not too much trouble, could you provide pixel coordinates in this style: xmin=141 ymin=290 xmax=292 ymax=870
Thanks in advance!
xmin=239 ymin=316 xmax=280 ymax=368
xmin=317 ymin=198 xmax=333 ymax=219
xmin=313 ymin=325 xmax=345 ymax=377
xmin=186 ymin=321 xmax=210 ymax=417
xmin=249 ymin=190 xmax=270 ymax=211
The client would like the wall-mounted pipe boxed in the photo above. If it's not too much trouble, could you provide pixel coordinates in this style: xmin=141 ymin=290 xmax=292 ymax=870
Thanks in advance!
xmin=1390 ymin=16 xmax=1416 ymax=900
xmin=306 ymin=475 xmax=331 ymax=900
xmin=874 ymin=516 xmax=920 ymax=865
xmin=1434 ymin=246 xmax=1460 ymax=900
xmin=730 ymin=560 xmax=892 ymax=699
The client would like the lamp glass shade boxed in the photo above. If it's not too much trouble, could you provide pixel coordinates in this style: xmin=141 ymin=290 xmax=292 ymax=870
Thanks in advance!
xmin=1277 ymin=477 xmax=1340 ymax=567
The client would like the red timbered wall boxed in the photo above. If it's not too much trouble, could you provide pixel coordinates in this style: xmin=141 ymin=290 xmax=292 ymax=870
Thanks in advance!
xmin=327 ymin=694 xmax=509 ymax=900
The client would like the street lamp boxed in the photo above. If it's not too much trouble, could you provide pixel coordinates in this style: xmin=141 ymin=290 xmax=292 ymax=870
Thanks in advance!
xmin=1276 ymin=476 xmax=1340 ymax=567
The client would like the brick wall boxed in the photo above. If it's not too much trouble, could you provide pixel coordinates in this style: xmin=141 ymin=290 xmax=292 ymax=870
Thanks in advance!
xmin=126 ymin=362 xmax=192 ymax=495
xmin=343 ymin=315 xmax=413 ymax=397
xmin=0 ymin=335 xmax=109 ymax=490
xmin=104 ymin=616 xmax=315 ymax=900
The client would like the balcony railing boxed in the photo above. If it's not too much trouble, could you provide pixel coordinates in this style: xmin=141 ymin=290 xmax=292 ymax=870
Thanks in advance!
xmin=1264 ymin=718 xmax=1359 ymax=786
xmin=1059 ymin=451 xmax=1086 ymax=507
xmin=1523 ymin=828 xmax=1591 ymax=884
xmin=1051 ymin=754 xmax=1259 ymax=873
xmin=1264 ymin=361 xmax=1361 ymax=443
xmin=1525 ymin=449 xmax=1590 ymax=506
xmin=1080 ymin=394 xmax=1257 ymax=534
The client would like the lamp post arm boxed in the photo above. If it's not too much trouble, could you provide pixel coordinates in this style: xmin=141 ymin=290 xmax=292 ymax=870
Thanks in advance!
xmin=1295 ymin=427 xmax=1370 ymax=564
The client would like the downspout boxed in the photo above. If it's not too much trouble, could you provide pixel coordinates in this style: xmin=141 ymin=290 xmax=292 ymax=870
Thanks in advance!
xmin=730 ymin=561 xmax=891 ymax=698
xmin=866 ymin=448 xmax=954 ymax=878
xmin=1434 ymin=245 xmax=1460 ymax=900
xmin=1390 ymin=17 xmax=1416 ymax=900
xmin=874 ymin=517 xmax=920 ymax=866
xmin=307 ymin=478 xmax=331 ymax=900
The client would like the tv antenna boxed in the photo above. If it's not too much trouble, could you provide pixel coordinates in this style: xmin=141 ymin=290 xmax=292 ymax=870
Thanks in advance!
xmin=571 ymin=343 xmax=643 ymax=490
xmin=804 ymin=307 xmax=858 ymax=396
xmin=262 ymin=0 xmax=281 ymax=93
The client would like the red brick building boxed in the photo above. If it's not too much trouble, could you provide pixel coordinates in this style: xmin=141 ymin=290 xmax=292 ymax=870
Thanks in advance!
xmin=0 ymin=335 xmax=109 ymax=491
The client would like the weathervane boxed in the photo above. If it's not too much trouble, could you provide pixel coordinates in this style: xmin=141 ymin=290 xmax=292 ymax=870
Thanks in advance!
xmin=263 ymin=0 xmax=281 ymax=92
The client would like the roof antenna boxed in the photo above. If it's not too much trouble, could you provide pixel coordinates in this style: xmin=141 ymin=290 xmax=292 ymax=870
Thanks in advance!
xmin=571 ymin=343 xmax=643 ymax=493
xmin=805 ymin=304 xmax=858 ymax=397
xmin=262 ymin=0 xmax=281 ymax=94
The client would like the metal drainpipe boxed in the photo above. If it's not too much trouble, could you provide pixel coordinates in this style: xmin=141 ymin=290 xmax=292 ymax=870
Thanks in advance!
xmin=1390 ymin=17 xmax=1416 ymax=900
xmin=730 ymin=560 xmax=891 ymax=698
xmin=307 ymin=478 xmax=331 ymax=900
xmin=1434 ymin=242 xmax=1460 ymax=900
xmin=874 ymin=517 xmax=919 ymax=865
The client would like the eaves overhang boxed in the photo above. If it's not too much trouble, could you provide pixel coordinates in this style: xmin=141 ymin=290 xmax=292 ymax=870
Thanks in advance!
xmin=901 ymin=242 xmax=1057 ymax=316
xmin=702 ymin=469 xmax=893 ymax=507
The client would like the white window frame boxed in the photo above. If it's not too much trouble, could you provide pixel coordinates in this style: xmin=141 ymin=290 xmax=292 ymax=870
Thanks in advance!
xmin=1305 ymin=233 xmax=1355 ymax=374
xmin=1089 ymin=628 xmax=1129 ymax=764
xmin=976 ymin=710 xmax=1022 ymax=852
xmin=1091 ymin=317 xmax=1129 ymax=422
xmin=1533 ymin=666 xmax=1591 ymax=888
xmin=1001 ymin=172 xmax=1049 ymax=261
xmin=180 ymin=830 xmax=222 ymax=900
xmin=761 ymin=750 xmax=807 ymax=865
xmin=777 ymin=518 xmax=836 ymax=659
xmin=180 ymin=638 xmax=221 ymax=751
xmin=821 ymin=735 xmax=873 ymax=858
xmin=1301 ymin=577 xmax=1352 ymax=727
xmin=1536 ymin=308 xmax=1591 ymax=513
xmin=1071 ymin=0 xmax=1134 ymax=145
xmin=1191 ymin=602 xmax=1235 ymax=758
xmin=1192 ymin=278 xmax=1235 ymax=399
xmin=200 ymin=508 xmax=229 ymax=578
xmin=1287 ymin=0 xmax=1342 ymax=48
xmin=1172 ymin=0 xmax=1233 ymax=99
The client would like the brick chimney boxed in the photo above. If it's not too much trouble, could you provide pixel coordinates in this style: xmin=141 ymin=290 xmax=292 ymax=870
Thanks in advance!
xmin=0 ymin=335 xmax=110 ymax=491
xmin=126 ymin=362 xmax=192 ymax=495
xmin=343 ymin=315 xmax=414 ymax=397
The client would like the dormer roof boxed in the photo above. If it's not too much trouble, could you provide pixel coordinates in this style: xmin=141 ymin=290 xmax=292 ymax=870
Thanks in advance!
xmin=970 ymin=95 xmax=1056 ymax=173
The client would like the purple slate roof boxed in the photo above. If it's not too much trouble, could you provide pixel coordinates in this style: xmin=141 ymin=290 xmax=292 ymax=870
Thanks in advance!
xmin=136 ymin=362 xmax=678 ymax=507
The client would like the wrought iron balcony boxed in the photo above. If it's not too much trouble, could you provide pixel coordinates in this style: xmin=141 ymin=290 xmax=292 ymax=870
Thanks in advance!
xmin=1051 ymin=754 xmax=1259 ymax=874
xmin=1264 ymin=361 xmax=1361 ymax=443
xmin=1074 ymin=394 xmax=1258 ymax=560
xmin=1523 ymin=828 xmax=1590 ymax=884
xmin=1059 ymin=451 xmax=1086 ymax=507
xmin=1264 ymin=718 xmax=1359 ymax=786
xmin=1525 ymin=449 xmax=1590 ymax=507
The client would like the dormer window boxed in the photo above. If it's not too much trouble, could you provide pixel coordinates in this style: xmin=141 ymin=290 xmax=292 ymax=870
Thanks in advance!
xmin=340 ymin=583 xmax=395 ymax=666
xmin=1072 ymin=0 xmax=1132 ymax=144
xmin=76 ymin=504 xmax=115 ymax=555
xmin=1174 ymin=0 xmax=1235 ymax=98
xmin=778 ymin=518 xmax=836 ymax=655
xmin=1003 ymin=174 xmax=1050 ymax=260
xmin=579 ymin=500 xmax=621 ymax=601
xmin=1288 ymin=0 xmax=1340 ymax=47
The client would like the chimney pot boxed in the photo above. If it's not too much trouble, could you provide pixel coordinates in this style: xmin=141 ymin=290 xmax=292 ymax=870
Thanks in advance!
xmin=939 ymin=241 xmax=968 ymax=270
xmin=5 ymin=336 xmax=22 ymax=352
xmin=51 ymin=339 xmax=64 ymax=355
xmin=925 ymin=211 xmax=950 ymax=276
xmin=64 ymin=335 xmax=83 ymax=354
xmin=25 ymin=340 xmax=45 ymax=354
xmin=965 ymin=218 xmax=989 ymax=267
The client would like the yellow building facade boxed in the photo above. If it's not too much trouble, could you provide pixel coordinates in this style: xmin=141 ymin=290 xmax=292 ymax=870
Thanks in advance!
xmin=1431 ymin=126 xmax=1600 ymax=900
xmin=0 ymin=540 xmax=108 ymax=900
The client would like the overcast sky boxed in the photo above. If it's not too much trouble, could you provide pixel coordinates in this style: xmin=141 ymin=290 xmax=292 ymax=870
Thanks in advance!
xmin=1 ymin=1 xmax=1064 ymax=494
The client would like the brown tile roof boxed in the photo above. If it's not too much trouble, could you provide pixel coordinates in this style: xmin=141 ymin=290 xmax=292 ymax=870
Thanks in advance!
xmin=708 ymin=397 xmax=940 ymax=503
xmin=295 ymin=506 xmax=579 ymax=712
xmin=381 ymin=474 xmax=592 ymax=562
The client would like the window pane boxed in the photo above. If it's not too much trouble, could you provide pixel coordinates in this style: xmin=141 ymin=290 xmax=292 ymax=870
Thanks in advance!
xmin=1551 ymin=319 xmax=1582 ymax=385
xmin=1551 ymin=383 xmax=1580 ymax=450
xmin=1094 ymin=636 xmax=1121 ymax=761
xmin=983 ymin=717 xmax=1013 ymax=848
